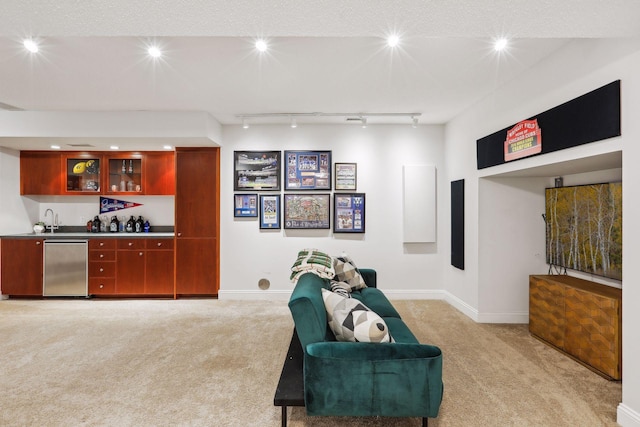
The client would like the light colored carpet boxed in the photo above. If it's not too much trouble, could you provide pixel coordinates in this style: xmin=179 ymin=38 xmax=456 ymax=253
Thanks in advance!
xmin=0 ymin=298 xmax=621 ymax=426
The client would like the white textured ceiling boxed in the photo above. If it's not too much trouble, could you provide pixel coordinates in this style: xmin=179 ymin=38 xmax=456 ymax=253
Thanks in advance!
xmin=0 ymin=0 xmax=639 ymax=150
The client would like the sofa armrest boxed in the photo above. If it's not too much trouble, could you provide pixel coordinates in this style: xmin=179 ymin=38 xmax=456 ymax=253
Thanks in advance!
xmin=289 ymin=273 xmax=332 ymax=350
xmin=304 ymin=341 xmax=443 ymax=418
xmin=359 ymin=268 xmax=377 ymax=288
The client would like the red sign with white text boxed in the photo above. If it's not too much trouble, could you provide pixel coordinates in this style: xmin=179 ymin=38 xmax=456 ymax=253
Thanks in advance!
xmin=504 ymin=119 xmax=542 ymax=161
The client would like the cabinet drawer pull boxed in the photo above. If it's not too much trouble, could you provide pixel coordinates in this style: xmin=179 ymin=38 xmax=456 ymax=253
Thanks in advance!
xmin=157 ymin=242 xmax=162 ymax=247
xmin=100 ymin=242 xmax=104 ymax=246
xmin=100 ymin=254 xmax=104 ymax=258
xmin=99 ymin=268 xmax=104 ymax=272
xmin=139 ymin=252 xmax=143 ymax=256
xmin=36 ymin=241 xmax=41 ymax=245
xmin=128 ymin=242 xmax=133 ymax=247
xmin=99 ymin=284 xmax=104 ymax=289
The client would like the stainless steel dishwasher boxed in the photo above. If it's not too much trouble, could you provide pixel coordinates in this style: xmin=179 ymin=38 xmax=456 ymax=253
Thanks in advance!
xmin=43 ymin=240 xmax=88 ymax=297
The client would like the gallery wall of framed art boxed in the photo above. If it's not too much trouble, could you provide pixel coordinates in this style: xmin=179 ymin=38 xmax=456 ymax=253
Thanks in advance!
xmin=233 ymin=149 xmax=365 ymax=233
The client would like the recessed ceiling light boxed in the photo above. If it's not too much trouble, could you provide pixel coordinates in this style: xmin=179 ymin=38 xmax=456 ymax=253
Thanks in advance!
xmin=110 ymin=145 xmax=119 ymax=150
xmin=148 ymin=46 xmax=162 ymax=58
xmin=23 ymin=39 xmax=39 ymax=53
xmin=387 ymin=35 xmax=400 ymax=48
xmin=50 ymin=145 xmax=60 ymax=149
xmin=494 ymin=38 xmax=508 ymax=51
xmin=255 ymin=39 xmax=268 ymax=52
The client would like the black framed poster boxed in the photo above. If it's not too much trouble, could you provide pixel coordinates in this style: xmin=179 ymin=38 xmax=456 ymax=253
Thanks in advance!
xmin=334 ymin=193 xmax=365 ymax=233
xmin=234 ymin=151 xmax=281 ymax=191
xmin=234 ymin=194 xmax=258 ymax=217
xmin=334 ymin=163 xmax=357 ymax=190
xmin=284 ymin=150 xmax=331 ymax=190
xmin=284 ymin=193 xmax=330 ymax=229
xmin=259 ymin=194 xmax=281 ymax=229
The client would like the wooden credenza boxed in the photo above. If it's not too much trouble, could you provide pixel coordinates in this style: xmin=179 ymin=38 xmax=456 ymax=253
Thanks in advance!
xmin=529 ymin=274 xmax=622 ymax=380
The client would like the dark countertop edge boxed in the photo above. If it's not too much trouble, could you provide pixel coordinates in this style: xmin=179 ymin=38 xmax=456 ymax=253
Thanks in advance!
xmin=2 ymin=232 xmax=175 ymax=239
xmin=2 ymin=225 xmax=175 ymax=239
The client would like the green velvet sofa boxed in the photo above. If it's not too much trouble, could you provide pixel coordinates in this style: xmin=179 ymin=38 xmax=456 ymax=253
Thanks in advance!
xmin=288 ymin=269 xmax=444 ymax=424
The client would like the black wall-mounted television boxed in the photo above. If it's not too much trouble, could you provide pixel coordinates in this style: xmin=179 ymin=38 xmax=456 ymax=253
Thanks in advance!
xmin=545 ymin=182 xmax=622 ymax=281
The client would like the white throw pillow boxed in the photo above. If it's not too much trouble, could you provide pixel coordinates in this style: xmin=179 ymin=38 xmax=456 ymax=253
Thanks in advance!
xmin=332 ymin=253 xmax=367 ymax=291
xmin=321 ymin=288 xmax=393 ymax=343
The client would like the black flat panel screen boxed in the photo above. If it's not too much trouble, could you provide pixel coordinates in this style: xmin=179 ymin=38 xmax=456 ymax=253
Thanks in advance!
xmin=451 ymin=179 xmax=465 ymax=270
xmin=477 ymin=80 xmax=621 ymax=169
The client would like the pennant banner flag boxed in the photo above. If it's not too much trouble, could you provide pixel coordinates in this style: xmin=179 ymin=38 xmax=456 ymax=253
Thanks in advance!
xmin=100 ymin=197 xmax=143 ymax=214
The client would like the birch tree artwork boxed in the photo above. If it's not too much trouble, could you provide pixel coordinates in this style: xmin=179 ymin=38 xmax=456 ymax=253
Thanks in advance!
xmin=545 ymin=182 xmax=622 ymax=280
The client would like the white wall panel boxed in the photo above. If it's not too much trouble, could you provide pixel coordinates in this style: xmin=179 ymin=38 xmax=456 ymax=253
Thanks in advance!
xmin=402 ymin=164 xmax=436 ymax=243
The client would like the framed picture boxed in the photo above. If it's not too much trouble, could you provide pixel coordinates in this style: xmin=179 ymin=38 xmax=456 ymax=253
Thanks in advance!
xmin=284 ymin=193 xmax=330 ymax=229
xmin=334 ymin=193 xmax=365 ymax=233
xmin=234 ymin=194 xmax=258 ymax=217
xmin=259 ymin=194 xmax=281 ymax=229
xmin=334 ymin=163 xmax=357 ymax=190
xmin=284 ymin=150 xmax=332 ymax=190
xmin=234 ymin=151 xmax=281 ymax=191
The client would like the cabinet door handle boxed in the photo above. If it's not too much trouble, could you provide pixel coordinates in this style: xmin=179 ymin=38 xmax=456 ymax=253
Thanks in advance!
xmin=100 ymin=242 xmax=104 ymax=246
xmin=157 ymin=242 xmax=162 ymax=247
xmin=99 ymin=284 xmax=104 ymax=289
xmin=139 ymin=252 xmax=143 ymax=256
xmin=128 ymin=242 xmax=133 ymax=246
xmin=177 ymin=232 xmax=182 ymax=237
xmin=100 ymin=254 xmax=104 ymax=258
xmin=36 ymin=241 xmax=41 ymax=245
xmin=99 ymin=268 xmax=104 ymax=272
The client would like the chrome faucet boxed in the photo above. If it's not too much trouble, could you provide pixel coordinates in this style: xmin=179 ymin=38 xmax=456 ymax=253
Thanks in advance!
xmin=44 ymin=208 xmax=58 ymax=233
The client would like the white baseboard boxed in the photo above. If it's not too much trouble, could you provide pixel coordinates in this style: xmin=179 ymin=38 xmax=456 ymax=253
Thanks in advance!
xmin=380 ymin=289 xmax=446 ymax=300
xmin=217 ymin=287 xmax=528 ymax=323
xmin=618 ymin=403 xmax=640 ymax=427
xmin=476 ymin=311 xmax=529 ymax=324
xmin=443 ymin=291 xmax=480 ymax=321
xmin=217 ymin=289 xmax=291 ymax=301
xmin=443 ymin=291 xmax=528 ymax=323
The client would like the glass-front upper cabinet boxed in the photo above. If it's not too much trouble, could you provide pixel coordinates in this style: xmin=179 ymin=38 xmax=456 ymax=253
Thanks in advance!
xmin=108 ymin=156 xmax=142 ymax=193
xmin=65 ymin=156 xmax=101 ymax=193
